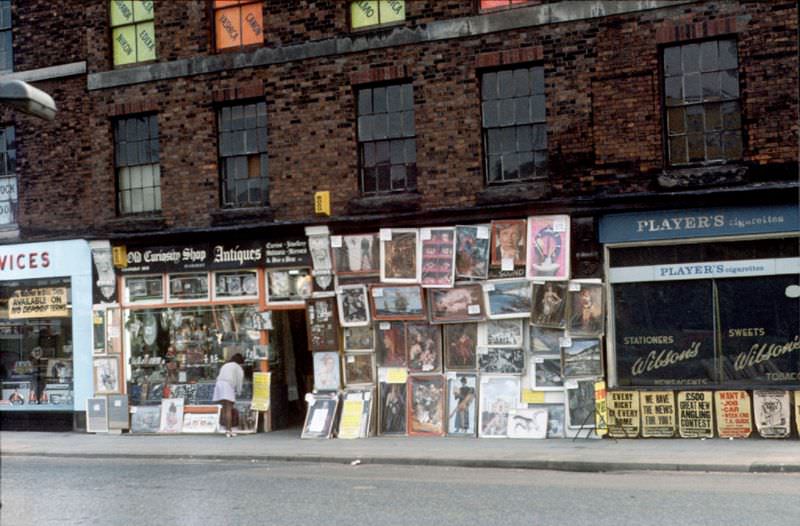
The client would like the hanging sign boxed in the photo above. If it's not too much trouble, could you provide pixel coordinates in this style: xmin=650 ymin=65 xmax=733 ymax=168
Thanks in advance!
xmin=714 ymin=390 xmax=752 ymax=438
xmin=8 ymin=287 xmax=69 ymax=319
xmin=640 ymin=391 xmax=675 ymax=438
xmin=607 ymin=390 xmax=640 ymax=438
xmin=677 ymin=391 xmax=714 ymax=438
xmin=753 ymin=390 xmax=790 ymax=439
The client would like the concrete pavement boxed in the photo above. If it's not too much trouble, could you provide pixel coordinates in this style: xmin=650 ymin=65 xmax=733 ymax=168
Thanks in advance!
xmin=2 ymin=429 xmax=799 ymax=474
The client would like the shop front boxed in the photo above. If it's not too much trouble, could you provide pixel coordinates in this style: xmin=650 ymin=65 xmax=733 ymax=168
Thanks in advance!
xmin=0 ymin=240 xmax=93 ymax=430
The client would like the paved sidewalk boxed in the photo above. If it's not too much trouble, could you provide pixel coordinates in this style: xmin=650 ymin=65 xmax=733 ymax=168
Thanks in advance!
xmin=2 ymin=430 xmax=799 ymax=473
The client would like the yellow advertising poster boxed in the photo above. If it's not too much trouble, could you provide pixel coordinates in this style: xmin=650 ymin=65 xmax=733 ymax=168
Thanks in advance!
xmin=521 ymin=390 xmax=546 ymax=404
xmin=8 ymin=288 xmax=69 ymax=319
xmin=338 ymin=399 xmax=365 ymax=439
xmin=607 ymin=390 xmax=640 ymax=438
xmin=677 ymin=391 xmax=714 ymax=438
xmin=715 ymin=390 xmax=752 ymax=438
xmin=386 ymin=367 xmax=408 ymax=384
xmin=594 ymin=381 xmax=608 ymax=436
xmin=251 ymin=372 xmax=271 ymax=412
xmin=640 ymin=391 xmax=675 ymax=438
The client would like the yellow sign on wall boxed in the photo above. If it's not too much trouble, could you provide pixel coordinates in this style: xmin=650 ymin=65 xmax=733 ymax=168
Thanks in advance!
xmin=314 ymin=191 xmax=331 ymax=216
xmin=8 ymin=288 xmax=69 ymax=319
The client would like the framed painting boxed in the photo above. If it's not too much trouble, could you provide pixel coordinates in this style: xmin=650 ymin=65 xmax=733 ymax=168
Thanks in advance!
xmin=561 ymin=339 xmax=603 ymax=378
xmin=265 ymin=268 xmax=313 ymax=306
xmin=332 ymin=233 xmax=380 ymax=276
xmin=375 ymin=321 xmax=407 ymax=367
xmin=407 ymin=375 xmax=445 ymax=436
xmin=130 ymin=405 xmax=161 ymax=433
xmin=427 ymin=284 xmax=485 ymax=324
xmin=490 ymin=219 xmax=527 ymax=269
xmin=306 ymin=296 xmax=339 ymax=351
xmin=86 ymin=397 xmax=109 ymax=433
xmin=336 ymin=284 xmax=371 ymax=327
xmin=478 ymin=347 xmax=525 ymax=374
xmin=301 ymin=393 xmax=339 ymax=439
xmin=379 ymin=381 xmax=407 ymax=435
xmin=343 ymin=352 xmax=376 ymax=386
xmin=308 ymin=234 xmax=333 ymax=273
xmin=566 ymin=379 xmax=596 ymax=429
xmin=233 ymin=401 xmax=259 ymax=434
xmin=567 ymin=281 xmax=604 ymax=337
xmin=446 ymin=373 xmax=477 ymax=436
xmin=406 ymin=323 xmax=442 ymax=373
xmin=530 ymin=355 xmax=564 ymax=390
xmin=443 ymin=323 xmax=478 ymax=370
xmin=313 ymin=351 xmax=341 ymax=391
xmin=344 ymin=325 xmax=374 ymax=352
xmin=531 ymin=281 xmax=568 ymax=328
xmin=159 ymin=398 xmax=185 ymax=433
xmin=455 ymin=224 xmax=490 ymax=280
xmin=484 ymin=279 xmax=533 ymax=319
xmin=379 ymin=228 xmax=421 ymax=283
xmin=526 ymin=215 xmax=570 ymax=280
xmin=482 ymin=319 xmax=524 ymax=347
xmin=530 ymin=326 xmax=562 ymax=354
xmin=93 ymin=356 xmax=121 ymax=394
xmin=181 ymin=405 xmax=221 ymax=434
xmin=507 ymin=408 xmax=548 ymax=439
xmin=479 ymin=375 xmax=520 ymax=438
xmin=420 ymin=227 xmax=456 ymax=288
xmin=370 ymin=284 xmax=426 ymax=321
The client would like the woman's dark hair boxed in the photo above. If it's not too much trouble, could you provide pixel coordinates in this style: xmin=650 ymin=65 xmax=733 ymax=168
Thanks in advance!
xmin=229 ymin=353 xmax=245 ymax=365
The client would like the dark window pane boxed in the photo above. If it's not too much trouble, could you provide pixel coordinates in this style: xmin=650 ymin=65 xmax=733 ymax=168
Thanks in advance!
xmin=531 ymin=94 xmax=545 ymax=122
xmin=358 ymin=115 xmax=372 ymax=141
xmin=482 ymin=72 xmax=497 ymax=100
xmin=487 ymin=128 xmax=501 ymax=155
xmin=375 ymin=141 xmax=389 ymax=164
xmin=498 ymin=98 xmax=514 ymax=126
xmin=373 ymin=87 xmax=387 ymax=114
xmin=502 ymin=153 xmax=519 ymax=180
xmin=257 ymin=102 xmax=267 ymax=128
xmin=722 ymin=131 xmax=742 ymax=159
xmin=220 ymin=107 xmax=231 ymax=131
xmin=513 ymin=68 xmax=529 ymax=97
xmin=705 ymin=103 xmax=721 ymax=131
xmin=377 ymin=164 xmax=390 ymax=192
xmin=373 ymin=113 xmax=387 ymax=140
xmin=390 ymin=165 xmax=407 ymax=190
xmin=244 ymin=104 xmax=257 ymax=130
xmin=390 ymin=139 xmax=405 ymax=164
xmin=406 ymin=165 xmax=417 ymax=190
xmin=388 ymin=111 xmax=403 ymax=138
xmin=686 ymin=105 xmax=704 ymax=133
xmin=404 ymin=139 xmax=416 ymax=164
xmin=231 ymin=106 xmax=244 ymax=131
xmin=531 ymin=67 xmax=545 ymax=95
xmin=682 ymin=43 xmax=700 ymax=73
xmin=483 ymin=100 xmax=498 ymax=127
xmin=720 ymin=70 xmax=739 ymax=99
xmin=500 ymin=127 xmax=515 ymax=153
xmin=387 ymin=85 xmax=402 ymax=112
xmin=516 ymin=124 xmax=532 ymax=152
xmin=487 ymin=155 xmax=501 ymax=182
xmin=533 ymin=124 xmax=547 ymax=149
xmin=702 ymin=71 xmax=720 ymax=101
xmin=700 ymin=40 xmax=718 ymax=72
xmin=663 ymin=46 xmax=682 ymax=76
xmin=664 ymin=76 xmax=682 ymax=106
xmin=245 ymin=129 xmax=258 ymax=153
xmin=402 ymin=83 xmax=414 ymax=110
xmin=230 ymin=129 xmax=244 ymax=153
xmin=358 ymin=89 xmax=372 ymax=115
xmin=514 ymin=97 xmax=530 ymax=125
xmin=721 ymin=102 xmax=741 ymax=130
xmin=363 ymin=167 xmax=376 ymax=193
xmin=402 ymin=110 xmax=415 ymax=137
xmin=127 ymin=142 xmax=139 ymax=165
xmin=669 ymin=135 xmax=688 ymax=164
xmin=534 ymin=150 xmax=547 ymax=171
xmin=498 ymin=70 xmax=513 ymax=99
xmin=719 ymin=40 xmax=738 ymax=69
xmin=667 ymin=107 xmax=686 ymax=135
xmin=148 ymin=115 xmax=158 ymax=139
xmin=687 ymin=133 xmax=705 ymax=162
xmin=706 ymin=132 xmax=721 ymax=160
xmin=518 ymin=151 xmax=533 ymax=177
xmin=684 ymin=73 xmax=701 ymax=103
xmin=363 ymin=142 xmax=375 ymax=167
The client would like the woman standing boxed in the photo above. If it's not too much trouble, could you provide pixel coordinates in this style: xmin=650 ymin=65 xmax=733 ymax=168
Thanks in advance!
xmin=213 ymin=353 xmax=245 ymax=437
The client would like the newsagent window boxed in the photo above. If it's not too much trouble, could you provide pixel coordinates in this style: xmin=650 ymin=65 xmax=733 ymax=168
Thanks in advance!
xmin=0 ymin=279 xmax=74 ymax=408
xmin=663 ymin=39 xmax=742 ymax=164
xmin=114 ymin=114 xmax=161 ymax=214
xmin=350 ymin=1 xmax=405 ymax=30
xmin=213 ymin=0 xmax=263 ymax=51
xmin=0 ymin=0 xmax=12 ymax=72
xmin=0 ymin=125 xmax=16 ymax=227
xmin=357 ymin=82 xmax=417 ymax=194
xmin=109 ymin=0 xmax=156 ymax=67
xmin=218 ymin=101 xmax=269 ymax=208
xmin=481 ymin=65 xmax=547 ymax=184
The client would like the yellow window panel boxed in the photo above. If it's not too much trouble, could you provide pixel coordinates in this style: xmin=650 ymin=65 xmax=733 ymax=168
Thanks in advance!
xmin=133 ymin=0 xmax=154 ymax=22
xmin=110 ymin=0 xmax=134 ymax=27
xmin=112 ymin=26 xmax=137 ymax=66
xmin=215 ymin=6 xmax=242 ymax=50
xmin=136 ymin=21 xmax=157 ymax=62
xmin=379 ymin=0 xmax=405 ymax=24
xmin=241 ymin=3 xmax=263 ymax=46
xmin=351 ymin=1 xmax=379 ymax=29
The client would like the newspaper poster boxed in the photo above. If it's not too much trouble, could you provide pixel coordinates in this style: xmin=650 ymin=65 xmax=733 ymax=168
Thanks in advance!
xmin=607 ymin=390 xmax=640 ymax=438
xmin=338 ymin=399 xmax=365 ymax=439
xmin=251 ymin=372 xmax=271 ymax=412
xmin=640 ymin=391 xmax=675 ymax=438
xmin=714 ymin=390 xmax=752 ymax=438
xmin=594 ymin=381 xmax=608 ymax=436
xmin=677 ymin=391 xmax=714 ymax=438
xmin=753 ymin=390 xmax=790 ymax=439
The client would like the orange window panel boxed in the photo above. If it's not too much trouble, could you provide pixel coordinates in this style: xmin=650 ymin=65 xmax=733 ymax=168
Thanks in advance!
xmin=240 ymin=2 xmax=263 ymax=46
xmin=214 ymin=0 xmax=241 ymax=8
xmin=215 ymin=6 xmax=242 ymax=49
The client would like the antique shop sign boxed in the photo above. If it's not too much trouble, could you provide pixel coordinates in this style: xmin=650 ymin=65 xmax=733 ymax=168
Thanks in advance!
xmin=264 ymin=238 xmax=311 ymax=268
xmin=607 ymin=390 xmax=640 ymax=438
xmin=8 ymin=287 xmax=69 ymax=319
xmin=753 ymin=390 xmax=790 ymax=439
xmin=714 ymin=390 xmax=752 ymax=438
xmin=677 ymin=391 xmax=714 ymax=438
xmin=121 ymin=241 xmax=267 ymax=273
xmin=640 ymin=391 xmax=675 ymax=438
xmin=251 ymin=372 xmax=271 ymax=412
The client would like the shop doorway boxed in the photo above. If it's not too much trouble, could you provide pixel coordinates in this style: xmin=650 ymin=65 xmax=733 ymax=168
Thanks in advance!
xmin=268 ymin=309 xmax=311 ymax=430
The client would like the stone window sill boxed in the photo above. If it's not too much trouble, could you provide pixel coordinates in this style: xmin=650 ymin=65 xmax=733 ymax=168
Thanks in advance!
xmin=476 ymin=179 xmax=551 ymax=206
xmin=104 ymin=214 xmax=167 ymax=233
xmin=211 ymin=206 xmax=274 ymax=226
xmin=347 ymin=192 xmax=422 ymax=215
xmin=657 ymin=163 xmax=746 ymax=189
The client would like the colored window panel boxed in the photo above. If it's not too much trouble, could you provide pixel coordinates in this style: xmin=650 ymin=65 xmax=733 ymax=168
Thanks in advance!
xmin=110 ymin=1 xmax=156 ymax=66
xmin=351 ymin=1 xmax=405 ymax=30
xmin=240 ymin=3 xmax=263 ymax=46
xmin=110 ymin=0 xmax=135 ymax=26
xmin=380 ymin=1 xmax=405 ymax=24
xmin=214 ymin=1 xmax=263 ymax=50
xmin=135 ymin=21 xmax=156 ymax=62
xmin=132 ymin=0 xmax=154 ymax=21
xmin=112 ymin=26 xmax=137 ymax=66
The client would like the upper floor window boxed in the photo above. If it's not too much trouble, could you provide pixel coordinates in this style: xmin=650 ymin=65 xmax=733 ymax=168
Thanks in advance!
xmin=0 ymin=0 xmax=12 ymax=72
xmin=350 ymin=1 xmax=405 ymax=31
xmin=663 ymin=39 xmax=742 ymax=165
xmin=110 ymin=1 xmax=156 ymax=67
xmin=480 ymin=0 xmax=538 ymax=10
xmin=114 ymin=114 xmax=161 ymax=214
xmin=218 ymin=101 xmax=269 ymax=208
xmin=481 ymin=65 xmax=547 ymax=184
xmin=214 ymin=0 xmax=263 ymax=51
xmin=357 ymin=82 xmax=416 ymax=194
xmin=0 ymin=126 xmax=16 ymax=227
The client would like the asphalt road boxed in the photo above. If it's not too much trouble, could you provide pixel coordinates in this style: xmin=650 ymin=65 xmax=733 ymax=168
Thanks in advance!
xmin=2 ymin=457 xmax=799 ymax=526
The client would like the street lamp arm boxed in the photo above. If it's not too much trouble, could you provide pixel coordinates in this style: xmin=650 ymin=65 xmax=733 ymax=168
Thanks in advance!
xmin=0 ymin=79 xmax=57 ymax=121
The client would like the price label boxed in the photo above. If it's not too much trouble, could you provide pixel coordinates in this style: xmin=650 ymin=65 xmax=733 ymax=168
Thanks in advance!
xmin=552 ymin=219 xmax=567 ymax=233
xmin=114 ymin=400 xmax=122 ymax=407
xmin=467 ymin=304 xmax=480 ymax=315
xmin=565 ymin=379 xmax=579 ymax=389
xmin=330 ymin=236 xmax=343 ymax=248
xmin=483 ymin=283 xmax=495 ymax=292
xmin=379 ymin=322 xmax=391 ymax=330
xmin=522 ymin=390 xmax=546 ymax=404
xmin=559 ymin=336 xmax=572 ymax=348
xmin=478 ymin=346 xmax=488 ymax=354
xmin=534 ymin=357 xmax=545 ymax=363
xmin=386 ymin=368 xmax=408 ymax=384
xmin=372 ymin=288 xmax=384 ymax=297
xmin=533 ymin=280 xmax=546 ymax=285
xmin=477 ymin=226 xmax=490 ymax=239
xmin=569 ymin=282 xmax=581 ymax=291
xmin=501 ymin=258 xmax=514 ymax=271
xmin=420 ymin=228 xmax=432 ymax=241
xmin=347 ymin=356 xmax=355 ymax=363
xmin=380 ymin=229 xmax=392 ymax=241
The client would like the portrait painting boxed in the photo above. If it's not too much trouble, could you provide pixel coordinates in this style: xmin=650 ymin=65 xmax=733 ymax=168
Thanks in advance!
xmin=484 ymin=279 xmax=533 ymax=319
xmin=336 ymin=284 xmax=371 ymax=327
xmin=526 ymin=215 xmax=570 ymax=280
xmin=380 ymin=228 xmax=421 ymax=283
xmin=370 ymin=285 xmax=426 ymax=321
xmin=568 ymin=282 xmax=604 ymax=336
xmin=478 ymin=347 xmax=525 ymax=374
xmin=407 ymin=375 xmax=445 ymax=436
xmin=455 ymin=225 xmax=490 ymax=280
xmin=561 ymin=339 xmax=603 ymax=378
xmin=379 ymin=382 xmax=407 ymax=435
xmin=344 ymin=325 xmax=374 ymax=351
xmin=343 ymin=352 xmax=376 ymax=386
xmin=333 ymin=233 xmax=380 ymax=275
xmin=313 ymin=351 xmax=341 ymax=391
xmin=406 ymin=323 xmax=442 ymax=373
xmin=478 ymin=375 xmax=520 ymax=438
xmin=447 ymin=373 xmax=477 ymax=436
xmin=490 ymin=219 xmax=527 ymax=268
xmin=443 ymin=323 xmax=478 ymax=370
xmin=375 ymin=321 xmax=408 ymax=367
xmin=420 ymin=227 xmax=456 ymax=288
xmin=531 ymin=281 xmax=567 ymax=328
xmin=428 ymin=284 xmax=485 ymax=324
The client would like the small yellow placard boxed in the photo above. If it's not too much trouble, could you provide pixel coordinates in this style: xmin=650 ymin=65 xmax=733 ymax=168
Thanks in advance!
xmin=9 ymin=288 xmax=69 ymax=319
xmin=251 ymin=372 xmax=271 ymax=412
xmin=338 ymin=399 xmax=364 ymax=439
xmin=521 ymin=390 xmax=545 ymax=404
xmin=594 ymin=381 xmax=608 ymax=436
xmin=112 ymin=245 xmax=128 ymax=268
xmin=385 ymin=367 xmax=408 ymax=384
xmin=314 ymin=191 xmax=331 ymax=216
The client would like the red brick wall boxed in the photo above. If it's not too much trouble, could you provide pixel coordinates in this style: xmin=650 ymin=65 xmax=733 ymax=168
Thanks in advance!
xmin=12 ymin=0 xmax=86 ymax=71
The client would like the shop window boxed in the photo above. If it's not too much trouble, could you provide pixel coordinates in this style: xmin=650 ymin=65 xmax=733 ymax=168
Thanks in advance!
xmin=123 ymin=275 xmax=164 ymax=304
xmin=357 ymin=82 xmax=417 ymax=194
xmin=214 ymin=270 xmax=259 ymax=300
xmin=663 ymin=39 xmax=742 ymax=165
xmin=0 ymin=279 xmax=74 ymax=409
xmin=0 ymin=0 xmax=12 ymax=72
xmin=168 ymin=273 xmax=210 ymax=302
xmin=481 ymin=65 xmax=547 ymax=184
xmin=218 ymin=101 xmax=269 ymax=208
xmin=114 ymin=114 xmax=161 ymax=215
xmin=110 ymin=1 xmax=156 ymax=67
xmin=480 ymin=0 xmax=538 ymax=11
xmin=265 ymin=268 xmax=312 ymax=305
xmin=350 ymin=1 xmax=405 ymax=30
xmin=0 ymin=125 xmax=17 ymax=227
xmin=213 ymin=0 xmax=263 ymax=51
